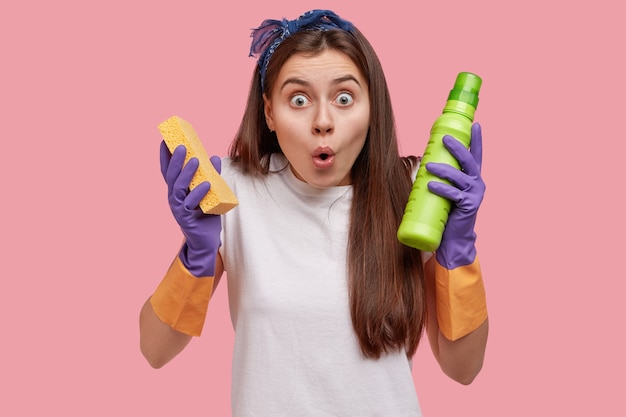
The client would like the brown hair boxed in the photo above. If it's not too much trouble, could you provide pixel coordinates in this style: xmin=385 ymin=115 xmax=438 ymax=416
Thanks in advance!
xmin=229 ymin=28 xmax=426 ymax=358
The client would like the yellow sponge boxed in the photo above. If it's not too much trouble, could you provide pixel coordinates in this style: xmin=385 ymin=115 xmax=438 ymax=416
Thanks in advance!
xmin=158 ymin=115 xmax=238 ymax=215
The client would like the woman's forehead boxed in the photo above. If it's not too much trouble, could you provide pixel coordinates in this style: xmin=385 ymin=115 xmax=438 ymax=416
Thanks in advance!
xmin=276 ymin=50 xmax=363 ymax=82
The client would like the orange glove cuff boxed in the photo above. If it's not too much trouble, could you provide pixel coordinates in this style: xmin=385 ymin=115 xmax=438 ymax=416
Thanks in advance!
xmin=150 ymin=256 xmax=214 ymax=336
xmin=434 ymin=256 xmax=488 ymax=341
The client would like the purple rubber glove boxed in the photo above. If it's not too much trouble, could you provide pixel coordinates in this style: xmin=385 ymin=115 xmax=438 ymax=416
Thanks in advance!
xmin=160 ymin=141 xmax=222 ymax=277
xmin=426 ymin=123 xmax=485 ymax=269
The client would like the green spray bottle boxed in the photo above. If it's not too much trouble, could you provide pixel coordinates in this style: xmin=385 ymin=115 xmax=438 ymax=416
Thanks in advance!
xmin=397 ymin=72 xmax=482 ymax=252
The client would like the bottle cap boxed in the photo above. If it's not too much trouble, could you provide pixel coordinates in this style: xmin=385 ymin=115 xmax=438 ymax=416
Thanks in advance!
xmin=447 ymin=72 xmax=482 ymax=109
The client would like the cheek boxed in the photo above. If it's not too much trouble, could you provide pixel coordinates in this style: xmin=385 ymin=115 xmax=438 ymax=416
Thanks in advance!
xmin=275 ymin=129 xmax=307 ymax=162
xmin=353 ymin=101 xmax=370 ymax=128
xmin=351 ymin=110 xmax=370 ymax=146
xmin=274 ymin=108 xmax=303 ymax=135
xmin=352 ymin=134 xmax=368 ymax=158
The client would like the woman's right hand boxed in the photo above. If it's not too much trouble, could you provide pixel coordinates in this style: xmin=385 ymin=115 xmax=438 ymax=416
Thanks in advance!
xmin=160 ymin=141 xmax=222 ymax=277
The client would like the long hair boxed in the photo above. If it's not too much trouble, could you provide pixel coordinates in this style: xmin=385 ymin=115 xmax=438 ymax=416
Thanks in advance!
xmin=229 ymin=28 xmax=426 ymax=358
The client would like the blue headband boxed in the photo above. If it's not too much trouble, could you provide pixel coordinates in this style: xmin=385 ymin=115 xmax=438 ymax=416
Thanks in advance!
xmin=249 ymin=9 xmax=354 ymax=91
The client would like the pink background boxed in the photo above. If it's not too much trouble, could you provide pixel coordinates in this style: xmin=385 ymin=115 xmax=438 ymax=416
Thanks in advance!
xmin=1 ymin=0 xmax=624 ymax=415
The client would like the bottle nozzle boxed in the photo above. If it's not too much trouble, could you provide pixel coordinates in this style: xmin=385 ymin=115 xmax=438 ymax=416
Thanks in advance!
xmin=447 ymin=72 xmax=482 ymax=109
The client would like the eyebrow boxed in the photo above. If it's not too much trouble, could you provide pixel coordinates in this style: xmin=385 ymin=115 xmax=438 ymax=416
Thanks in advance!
xmin=279 ymin=75 xmax=362 ymax=92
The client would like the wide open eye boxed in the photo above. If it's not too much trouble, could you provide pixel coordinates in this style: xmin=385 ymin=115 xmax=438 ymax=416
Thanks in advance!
xmin=336 ymin=92 xmax=353 ymax=106
xmin=290 ymin=94 xmax=310 ymax=107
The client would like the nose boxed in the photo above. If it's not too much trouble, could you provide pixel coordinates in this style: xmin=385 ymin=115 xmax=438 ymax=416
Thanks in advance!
xmin=312 ymin=103 xmax=334 ymax=135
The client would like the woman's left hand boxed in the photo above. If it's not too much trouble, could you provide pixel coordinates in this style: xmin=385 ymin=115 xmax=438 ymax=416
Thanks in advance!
xmin=425 ymin=123 xmax=485 ymax=269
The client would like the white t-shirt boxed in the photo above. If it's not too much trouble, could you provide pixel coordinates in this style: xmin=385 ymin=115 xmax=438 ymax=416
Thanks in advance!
xmin=220 ymin=154 xmax=422 ymax=417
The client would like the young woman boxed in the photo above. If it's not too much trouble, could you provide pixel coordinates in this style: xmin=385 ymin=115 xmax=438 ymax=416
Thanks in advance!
xmin=140 ymin=9 xmax=489 ymax=416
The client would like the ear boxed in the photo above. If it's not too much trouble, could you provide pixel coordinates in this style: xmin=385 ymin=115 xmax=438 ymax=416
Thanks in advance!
xmin=263 ymin=93 xmax=275 ymax=131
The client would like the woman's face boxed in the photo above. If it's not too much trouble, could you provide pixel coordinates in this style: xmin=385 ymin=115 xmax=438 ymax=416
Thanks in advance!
xmin=264 ymin=49 xmax=370 ymax=188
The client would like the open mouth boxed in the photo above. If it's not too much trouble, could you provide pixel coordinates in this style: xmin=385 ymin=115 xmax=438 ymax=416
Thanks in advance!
xmin=312 ymin=147 xmax=335 ymax=168
xmin=313 ymin=149 xmax=335 ymax=169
